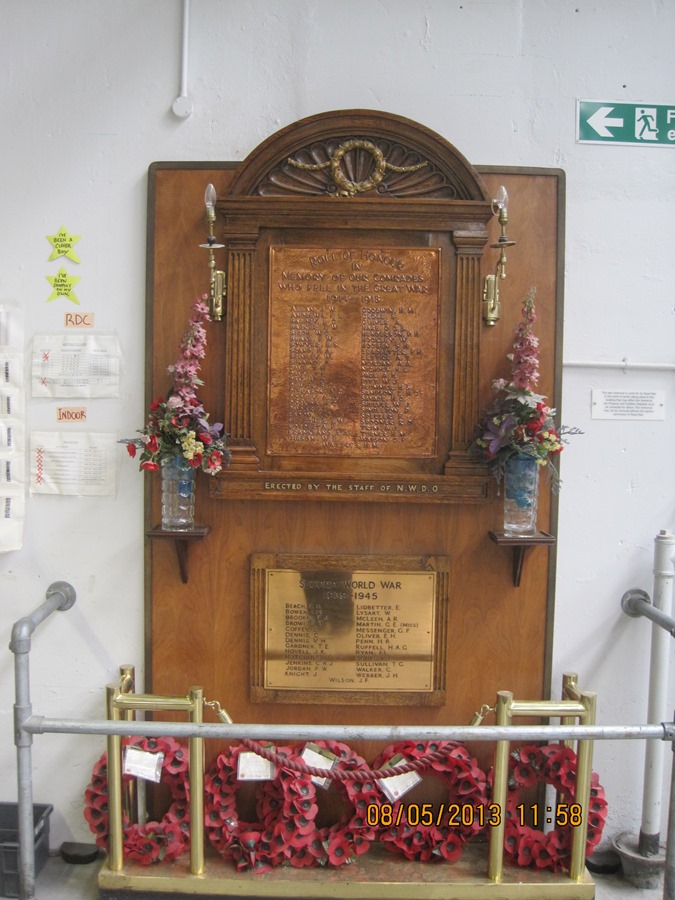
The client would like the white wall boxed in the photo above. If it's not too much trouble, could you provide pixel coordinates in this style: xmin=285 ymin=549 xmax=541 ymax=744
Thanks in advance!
xmin=1 ymin=0 xmax=674 ymax=853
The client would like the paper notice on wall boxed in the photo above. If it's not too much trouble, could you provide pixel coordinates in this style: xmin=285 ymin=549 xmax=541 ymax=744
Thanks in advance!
xmin=591 ymin=389 xmax=665 ymax=420
xmin=31 ymin=334 xmax=122 ymax=398
xmin=0 ymin=305 xmax=25 ymax=550
xmin=29 ymin=432 xmax=116 ymax=496
xmin=0 ymin=492 xmax=25 ymax=551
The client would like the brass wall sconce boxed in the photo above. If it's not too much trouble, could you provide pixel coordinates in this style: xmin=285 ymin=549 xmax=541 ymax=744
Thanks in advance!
xmin=200 ymin=183 xmax=226 ymax=321
xmin=482 ymin=186 xmax=516 ymax=326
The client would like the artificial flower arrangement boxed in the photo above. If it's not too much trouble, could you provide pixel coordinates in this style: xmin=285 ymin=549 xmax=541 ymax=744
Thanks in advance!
xmin=469 ymin=287 xmax=578 ymax=487
xmin=122 ymin=296 xmax=230 ymax=474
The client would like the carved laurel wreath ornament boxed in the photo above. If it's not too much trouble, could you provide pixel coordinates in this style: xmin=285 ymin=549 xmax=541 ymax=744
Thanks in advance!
xmin=286 ymin=138 xmax=428 ymax=197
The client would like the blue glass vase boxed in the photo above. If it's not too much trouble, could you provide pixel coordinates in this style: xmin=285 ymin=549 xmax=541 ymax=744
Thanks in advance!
xmin=503 ymin=456 xmax=539 ymax=536
xmin=160 ymin=454 xmax=195 ymax=531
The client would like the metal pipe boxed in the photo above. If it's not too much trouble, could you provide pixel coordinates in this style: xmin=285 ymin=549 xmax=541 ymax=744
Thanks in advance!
xmin=564 ymin=359 xmax=675 ymax=372
xmin=9 ymin=582 xmax=76 ymax=900
xmin=621 ymin=532 xmax=675 ymax=857
xmin=623 ymin=589 xmax=675 ymax=637
xmin=642 ymin=532 xmax=675 ymax=854
xmin=20 ymin=715 xmax=669 ymax=743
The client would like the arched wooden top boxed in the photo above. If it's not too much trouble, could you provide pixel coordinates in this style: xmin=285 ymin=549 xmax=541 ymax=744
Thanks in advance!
xmin=227 ymin=109 xmax=490 ymax=202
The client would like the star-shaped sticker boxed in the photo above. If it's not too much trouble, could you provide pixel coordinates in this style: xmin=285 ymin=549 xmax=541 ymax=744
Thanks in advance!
xmin=47 ymin=226 xmax=81 ymax=262
xmin=46 ymin=268 xmax=81 ymax=305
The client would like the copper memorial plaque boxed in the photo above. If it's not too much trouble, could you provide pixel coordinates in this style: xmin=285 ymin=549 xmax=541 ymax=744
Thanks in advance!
xmin=268 ymin=247 xmax=441 ymax=457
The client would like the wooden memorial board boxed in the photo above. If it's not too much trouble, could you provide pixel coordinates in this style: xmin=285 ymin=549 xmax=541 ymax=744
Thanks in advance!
xmin=145 ymin=113 xmax=564 ymax=748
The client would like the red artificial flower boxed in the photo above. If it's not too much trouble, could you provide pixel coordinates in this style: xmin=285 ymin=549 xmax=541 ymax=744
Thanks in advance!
xmin=150 ymin=398 xmax=163 ymax=410
xmin=438 ymin=833 xmax=463 ymax=862
xmin=326 ymin=834 xmax=351 ymax=866
xmin=288 ymin=846 xmax=318 ymax=868
xmin=140 ymin=460 xmax=159 ymax=472
xmin=198 ymin=432 xmax=213 ymax=445
xmin=126 ymin=442 xmax=137 ymax=458
xmin=146 ymin=434 xmax=159 ymax=453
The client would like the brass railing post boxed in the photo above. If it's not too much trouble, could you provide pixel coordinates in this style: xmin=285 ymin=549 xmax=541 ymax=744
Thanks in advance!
xmin=103 ymin=680 xmax=206 ymax=877
xmin=188 ymin=686 xmax=205 ymax=875
xmin=488 ymin=690 xmax=512 ymax=882
xmin=569 ymin=690 xmax=597 ymax=881
xmin=487 ymin=679 xmax=597 ymax=885
xmin=105 ymin=684 xmax=124 ymax=872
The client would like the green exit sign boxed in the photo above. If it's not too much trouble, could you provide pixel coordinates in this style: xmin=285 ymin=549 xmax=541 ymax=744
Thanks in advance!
xmin=577 ymin=100 xmax=675 ymax=146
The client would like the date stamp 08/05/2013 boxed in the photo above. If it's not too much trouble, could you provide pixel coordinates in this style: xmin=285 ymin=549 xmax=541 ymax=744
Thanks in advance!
xmin=365 ymin=802 xmax=585 ymax=829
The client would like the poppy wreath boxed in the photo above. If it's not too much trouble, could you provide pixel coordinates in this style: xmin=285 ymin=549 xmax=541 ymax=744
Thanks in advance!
xmin=289 ymin=739 xmax=382 ymax=867
xmin=500 ymin=743 xmax=608 ymax=872
xmin=84 ymin=736 xmax=190 ymax=865
xmin=371 ymin=740 xmax=488 ymax=862
xmin=203 ymin=744 xmax=317 ymax=873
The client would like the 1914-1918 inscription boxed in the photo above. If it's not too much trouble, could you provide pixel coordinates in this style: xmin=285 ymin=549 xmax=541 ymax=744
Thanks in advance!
xmin=268 ymin=247 xmax=440 ymax=457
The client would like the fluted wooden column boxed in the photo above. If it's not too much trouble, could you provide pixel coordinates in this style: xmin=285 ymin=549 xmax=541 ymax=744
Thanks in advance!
xmin=445 ymin=230 xmax=487 ymax=471
xmin=224 ymin=236 xmax=260 ymax=469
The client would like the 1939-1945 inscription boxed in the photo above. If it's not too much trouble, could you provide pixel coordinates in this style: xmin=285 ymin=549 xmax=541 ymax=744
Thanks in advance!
xmin=251 ymin=554 xmax=450 ymax=705
xmin=268 ymin=246 xmax=441 ymax=458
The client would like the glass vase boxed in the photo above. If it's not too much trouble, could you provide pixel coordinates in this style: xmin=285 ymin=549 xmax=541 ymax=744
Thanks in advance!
xmin=503 ymin=456 xmax=539 ymax=536
xmin=160 ymin=454 xmax=195 ymax=531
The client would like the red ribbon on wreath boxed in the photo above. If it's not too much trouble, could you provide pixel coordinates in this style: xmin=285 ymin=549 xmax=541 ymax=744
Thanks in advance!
xmin=371 ymin=740 xmax=488 ymax=863
xmin=83 ymin=736 xmax=190 ymax=865
xmin=499 ymin=743 xmax=608 ymax=872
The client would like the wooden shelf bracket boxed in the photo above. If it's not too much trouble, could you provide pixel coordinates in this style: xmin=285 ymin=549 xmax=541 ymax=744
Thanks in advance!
xmin=489 ymin=530 xmax=556 ymax=587
xmin=146 ymin=526 xmax=211 ymax=584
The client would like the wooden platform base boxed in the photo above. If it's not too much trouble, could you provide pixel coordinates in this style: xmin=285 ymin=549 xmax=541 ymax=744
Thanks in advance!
xmin=98 ymin=843 xmax=595 ymax=899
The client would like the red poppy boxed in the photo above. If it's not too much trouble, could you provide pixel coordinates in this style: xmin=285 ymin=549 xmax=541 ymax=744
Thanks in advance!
xmin=438 ymin=833 xmax=463 ymax=862
xmin=326 ymin=834 xmax=351 ymax=866
xmin=140 ymin=461 xmax=159 ymax=471
xmin=288 ymin=846 xmax=318 ymax=868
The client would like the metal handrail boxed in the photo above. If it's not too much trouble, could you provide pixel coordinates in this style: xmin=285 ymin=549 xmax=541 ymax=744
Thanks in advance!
xmin=11 ymin=585 xmax=675 ymax=900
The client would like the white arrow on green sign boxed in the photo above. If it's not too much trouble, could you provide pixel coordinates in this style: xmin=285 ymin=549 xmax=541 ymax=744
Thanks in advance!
xmin=577 ymin=100 xmax=675 ymax=146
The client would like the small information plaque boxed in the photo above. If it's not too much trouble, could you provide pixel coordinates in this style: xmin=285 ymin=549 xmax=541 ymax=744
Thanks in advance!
xmin=251 ymin=553 xmax=449 ymax=706
xmin=591 ymin=388 xmax=665 ymax=420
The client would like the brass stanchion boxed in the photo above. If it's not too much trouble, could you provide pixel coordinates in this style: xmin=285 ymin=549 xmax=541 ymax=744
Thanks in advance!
xmin=487 ymin=676 xmax=597 ymax=885
xmin=104 ymin=677 xmax=206 ymax=877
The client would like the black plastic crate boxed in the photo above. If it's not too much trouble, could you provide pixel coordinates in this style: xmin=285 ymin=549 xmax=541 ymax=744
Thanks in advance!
xmin=0 ymin=803 xmax=52 ymax=898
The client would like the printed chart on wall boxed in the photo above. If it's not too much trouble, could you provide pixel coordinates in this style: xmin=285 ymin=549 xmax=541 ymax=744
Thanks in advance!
xmin=31 ymin=333 xmax=122 ymax=398
xmin=29 ymin=432 xmax=116 ymax=497
xmin=0 ymin=305 xmax=25 ymax=550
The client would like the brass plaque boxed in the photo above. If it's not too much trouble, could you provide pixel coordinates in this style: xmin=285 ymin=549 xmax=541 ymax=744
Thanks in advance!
xmin=251 ymin=554 xmax=449 ymax=705
xmin=268 ymin=247 xmax=441 ymax=457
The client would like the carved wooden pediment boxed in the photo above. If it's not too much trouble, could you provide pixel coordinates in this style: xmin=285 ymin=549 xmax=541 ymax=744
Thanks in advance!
xmin=212 ymin=110 xmax=494 ymax=503
xmin=228 ymin=109 xmax=489 ymax=202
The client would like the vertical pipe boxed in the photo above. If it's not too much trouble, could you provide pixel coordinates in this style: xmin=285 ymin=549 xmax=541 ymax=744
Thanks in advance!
xmin=11 ymin=582 xmax=76 ymax=900
xmin=640 ymin=530 xmax=675 ymax=855
xmin=15 ymin=650 xmax=36 ymax=900
xmin=488 ymin=691 xmax=512 ymax=882
xmin=106 ymin=685 xmax=124 ymax=872
xmin=188 ymin=687 xmax=205 ymax=875
xmin=179 ymin=0 xmax=190 ymax=98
